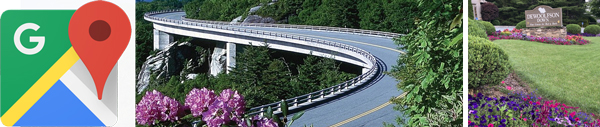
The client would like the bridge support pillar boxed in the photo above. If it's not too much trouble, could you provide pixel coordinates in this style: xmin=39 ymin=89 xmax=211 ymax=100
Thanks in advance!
xmin=153 ymin=29 xmax=173 ymax=50
xmin=210 ymin=42 xmax=236 ymax=76
xmin=226 ymin=42 xmax=236 ymax=73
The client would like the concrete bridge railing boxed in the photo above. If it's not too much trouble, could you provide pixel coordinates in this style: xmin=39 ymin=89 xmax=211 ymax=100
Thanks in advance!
xmin=144 ymin=9 xmax=386 ymax=116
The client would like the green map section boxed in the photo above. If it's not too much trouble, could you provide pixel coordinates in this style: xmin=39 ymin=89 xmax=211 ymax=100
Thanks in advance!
xmin=1 ymin=10 xmax=75 ymax=116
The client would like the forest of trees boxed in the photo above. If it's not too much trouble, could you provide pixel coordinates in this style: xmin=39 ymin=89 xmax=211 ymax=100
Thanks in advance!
xmin=137 ymin=43 xmax=356 ymax=107
xmin=183 ymin=0 xmax=423 ymax=34
xmin=484 ymin=0 xmax=595 ymax=26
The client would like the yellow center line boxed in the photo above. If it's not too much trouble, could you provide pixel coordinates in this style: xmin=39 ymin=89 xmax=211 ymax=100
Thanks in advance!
xmin=330 ymin=92 xmax=407 ymax=127
xmin=250 ymin=29 xmax=406 ymax=54
xmin=1 ymin=47 xmax=79 ymax=126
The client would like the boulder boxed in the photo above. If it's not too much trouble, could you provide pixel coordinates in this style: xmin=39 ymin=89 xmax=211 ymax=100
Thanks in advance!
xmin=243 ymin=15 xmax=276 ymax=23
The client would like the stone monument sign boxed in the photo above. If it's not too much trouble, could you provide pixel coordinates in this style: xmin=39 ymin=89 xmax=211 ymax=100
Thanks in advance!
xmin=525 ymin=5 xmax=562 ymax=27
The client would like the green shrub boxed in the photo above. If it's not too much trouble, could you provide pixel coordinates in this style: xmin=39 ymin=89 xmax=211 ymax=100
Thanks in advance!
xmin=515 ymin=20 xmax=527 ymax=29
xmin=492 ymin=20 xmax=500 ymax=25
xmin=468 ymin=36 xmax=511 ymax=88
xmin=469 ymin=19 xmax=487 ymax=39
xmin=479 ymin=21 xmax=496 ymax=35
xmin=566 ymin=24 xmax=581 ymax=34
xmin=389 ymin=0 xmax=462 ymax=126
xmin=584 ymin=25 xmax=600 ymax=35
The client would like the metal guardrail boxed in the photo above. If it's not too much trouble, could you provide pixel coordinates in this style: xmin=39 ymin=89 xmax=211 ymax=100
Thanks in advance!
xmin=144 ymin=9 xmax=381 ymax=116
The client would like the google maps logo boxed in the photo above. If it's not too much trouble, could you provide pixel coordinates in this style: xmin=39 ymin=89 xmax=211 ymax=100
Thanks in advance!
xmin=0 ymin=0 xmax=130 ymax=126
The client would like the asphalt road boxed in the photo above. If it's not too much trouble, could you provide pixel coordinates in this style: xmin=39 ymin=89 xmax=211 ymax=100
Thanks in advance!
xmin=150 ymin=12 xmax=405 ymax=127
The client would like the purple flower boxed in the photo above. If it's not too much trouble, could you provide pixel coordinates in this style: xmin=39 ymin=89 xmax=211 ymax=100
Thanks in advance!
xmin=203 ymin=100 xmax=232 ymax=127
xmin=219 ymin=89 xmax=246 ymax=117
xmin=185 ymin=88 xmax=216 ymax=117
xmin=136 ymin=90 xmax=164 ymax=125
xmin=135 ymin=90 xmax=184 ymax=125
xmin=160 ymin=96 xmax=184 ymax=122
xmin=256 ymin=117 xmax=278 ymax=127
xmin=201 ymin=89 xmax=247 ymax=127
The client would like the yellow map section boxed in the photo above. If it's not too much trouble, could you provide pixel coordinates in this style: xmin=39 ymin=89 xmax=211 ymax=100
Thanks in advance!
xmin=1 ymin=47 xmax=79 ymax=126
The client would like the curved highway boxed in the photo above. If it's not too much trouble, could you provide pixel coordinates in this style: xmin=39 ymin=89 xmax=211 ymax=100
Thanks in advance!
xmin=150 ymin=12 xmax=404 ymax=127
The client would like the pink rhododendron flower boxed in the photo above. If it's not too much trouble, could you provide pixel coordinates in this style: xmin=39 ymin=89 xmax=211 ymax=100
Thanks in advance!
xmin=506 ymin=86 xmax=512 ymax=90
xmin=185 ymin=88 xmax=216 ymax=117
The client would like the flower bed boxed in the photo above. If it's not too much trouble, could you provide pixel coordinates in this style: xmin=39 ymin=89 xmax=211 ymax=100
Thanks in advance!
xmin=489 ymin=29 xmax=590 ymax=45
xmin=468 ymin=89 xmax=600 ymax=127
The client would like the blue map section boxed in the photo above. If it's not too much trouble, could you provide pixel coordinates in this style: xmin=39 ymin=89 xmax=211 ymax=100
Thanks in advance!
xmin=14 ymin=80 xmax=104 ymax=126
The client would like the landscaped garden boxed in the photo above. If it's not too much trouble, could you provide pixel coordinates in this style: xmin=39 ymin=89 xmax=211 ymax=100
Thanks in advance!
xmin=493 ymin=37 xmax=600 ymax=112
xmin=468 ymin=18 xmax=600 ymax=126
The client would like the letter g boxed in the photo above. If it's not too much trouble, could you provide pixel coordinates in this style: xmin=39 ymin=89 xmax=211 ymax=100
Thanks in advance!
xmin=14 ymin=23 xmax=45 ymax=55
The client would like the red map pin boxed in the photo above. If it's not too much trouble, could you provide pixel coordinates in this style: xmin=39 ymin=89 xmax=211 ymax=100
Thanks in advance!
xmin=69 ymin=0 xmax=131 ymax=100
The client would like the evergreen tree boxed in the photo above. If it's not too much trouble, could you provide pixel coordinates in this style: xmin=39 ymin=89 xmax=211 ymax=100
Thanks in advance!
xmin=487 ymin=0 xmax=589 ymax=25
xmin=229 ymin=43 xmax=275 ymax=107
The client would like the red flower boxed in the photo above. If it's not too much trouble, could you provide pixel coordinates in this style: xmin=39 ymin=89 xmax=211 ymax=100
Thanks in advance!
xmin=488 ymin=123 xmax=494 ymax=127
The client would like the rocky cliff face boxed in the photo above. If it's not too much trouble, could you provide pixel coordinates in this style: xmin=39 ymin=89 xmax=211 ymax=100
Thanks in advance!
xmin=136 ymin=42 xmax=207 ymax=93
xmin=243 ymin=15 xmax=276 ymax=23
xmin=209 ymin=43 xmax=227 ymax=76
xmin=230 ymin=3 xmax=279 ymax=24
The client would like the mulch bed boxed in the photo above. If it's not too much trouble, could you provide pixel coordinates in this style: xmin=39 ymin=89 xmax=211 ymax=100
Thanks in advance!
xmin=469 ymin=70 xmax=533 ymax=98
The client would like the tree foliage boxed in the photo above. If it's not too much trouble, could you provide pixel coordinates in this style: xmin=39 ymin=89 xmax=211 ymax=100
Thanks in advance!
xmin=481 ymin=2 xmax=499 ymax=21
xmin=591 ymin=0 xmax=600 ymax=18
xmin=487 ymin=0 xmax=590 ymax=25
xmin=184 ymin=0 xmax=422 ymax=34
xmin=469 ymin=2 xmax=475 ymax=20
xmin=387 ymin=0 xmax=463 ymax=126
xmin=138 ymin=43 xmax=356 ymax=108
xmin=184 ymin=0 xmax=261 ymax=21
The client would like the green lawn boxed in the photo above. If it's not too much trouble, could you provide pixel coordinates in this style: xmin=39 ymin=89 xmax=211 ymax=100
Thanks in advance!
xmin=493 ymin=37 xmax=600 ymax=113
